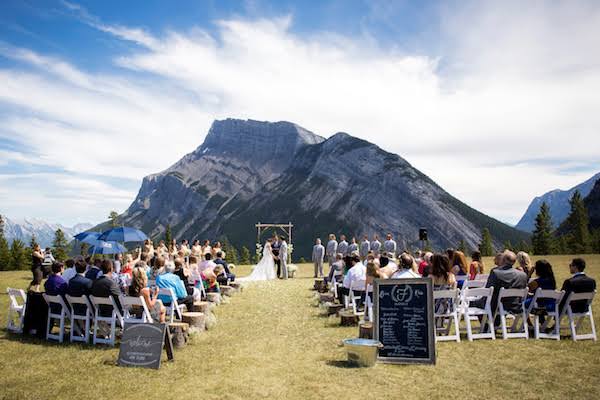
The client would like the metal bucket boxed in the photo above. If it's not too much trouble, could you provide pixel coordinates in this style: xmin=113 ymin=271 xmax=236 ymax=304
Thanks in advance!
xmin=343 ymin=338 xmax=383 ymax=367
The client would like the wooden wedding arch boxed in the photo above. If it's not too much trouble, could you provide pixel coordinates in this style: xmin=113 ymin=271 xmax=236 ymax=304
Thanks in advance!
xmin=255 ymin=222 xmax=293 ymax=245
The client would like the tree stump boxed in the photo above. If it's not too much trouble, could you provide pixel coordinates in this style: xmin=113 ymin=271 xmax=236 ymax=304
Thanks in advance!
xmin=168 ymin=322 xmax=189 ymax=348
xmin=207 ymin=292 xmax=221 ymax=305
xmin=182 ymin=312 xmax=205 ymax=332
xmin=314 ymin=278 xmax=327 ymax=292
xmin=339 ymin=310 xmax=359 ymax=326
xmin=220 ymin=285 xmax=235 ymax=297
xmin=229 ymin=282 xmax=242 ymax=292
xmin=359 ymin=321 xmax=373 ymax=339
xmin=192 ymin=301 xmax=211 ymax=314
xmin=326 ymin=302 xmax=345 ymax=316
xmin=319 ymin=293 xmax=335 ymax=303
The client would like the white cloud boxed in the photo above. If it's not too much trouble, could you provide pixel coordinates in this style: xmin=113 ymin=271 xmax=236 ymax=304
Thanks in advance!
xmin=1 ymin=1 xmax=599 ymax=226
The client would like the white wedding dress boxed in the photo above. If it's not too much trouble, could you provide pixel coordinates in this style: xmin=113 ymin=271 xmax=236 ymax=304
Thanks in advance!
xmin=239 ymin=242 xmax=277 ymax=281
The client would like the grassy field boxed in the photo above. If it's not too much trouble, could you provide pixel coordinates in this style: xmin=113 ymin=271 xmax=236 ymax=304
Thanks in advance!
xmin=0 ymin=255 xmax=599 ymax=400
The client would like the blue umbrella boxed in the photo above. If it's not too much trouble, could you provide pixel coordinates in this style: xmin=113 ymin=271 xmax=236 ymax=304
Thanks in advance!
xmin=74 ymin=231 xmax=101 ymax=245
xmin=88 ymin=240 xmax=127 ymax=255
xmin=97 ymin=227 xmax=148 ymax=243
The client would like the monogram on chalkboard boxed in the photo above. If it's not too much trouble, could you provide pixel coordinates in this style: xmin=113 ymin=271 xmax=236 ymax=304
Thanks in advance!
xmin=379 ymin=285 xmax=423 ymax=304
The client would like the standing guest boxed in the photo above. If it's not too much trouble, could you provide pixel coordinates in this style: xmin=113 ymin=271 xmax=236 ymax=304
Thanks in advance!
xmin=484 ymin=251 xmax=528 ymax=316
xmin=370 ymin=235 xmax=382 ymax=256
xmin=341 ymin=255 xmax=366 ymax=306
xmin=90 ymin=260 xmax=123 ymax=317
xmin=157 ymin=240 xmax=169 ymax=258
xmin=113 ymin=253 xmax=123 ymax=275
xmin=169 ymin=239 xmax=178 ymax=259
xmin=312 ymin=238 xmax=325 ymax=278
xmin=180 ymin=240 xmax=191 ymax=257
xmin=120 ymin=250 xmax=140 ymax=278
xmin=130 ymin=266 xmax=165 ymax=323
xmin=469 ymin=251 xmax=485 ymax=280
xmin=414 ymin=250 xmax=423 ymax=265
xmin=191 ymin=240 xmax=202 ymax=258
xmin=213 ymin=241 xmax=225 ymax=259
xmin=525 ymin=259 xmax=557 ymax=310
xmin=338 ymin=235 xmax=349 ymax=257
xmin=326 ymin=234 xmax=338 ymax=271
xmin=29 ymin=244 xmax=45 ymax=292
xmin=391 ymin=254 xmax=421 ymax=278
xmin=383 ymin=234 xmax=397 ymax=258
xmin=201 ymin=240 xmax=212 ymax=259
xmin=85 ymin=259 xmax=103 ymax=281
xmin=559 ymin=258 xmax=596 ymax=313
xmin=42 ymin=248 xmax=55 ymax=278
xmin=359 ymin=235 xmax=370 ymax=262
xmin=418 ymin=252 xmax=433 ymax=277
xmin=516 ymin=251 xmax=533 ymax=278
xmin=62 ymin=259 xmax=77 ymax=282
xmin=156 ymin=262 xmax=195 ymax=312
xmin=451 ymin=251 xmax=469 ymax=288
xmin=325 ymin=253 xmax=345 ymax=284
xmin=143 ymin=239 xmax=154 ymax=255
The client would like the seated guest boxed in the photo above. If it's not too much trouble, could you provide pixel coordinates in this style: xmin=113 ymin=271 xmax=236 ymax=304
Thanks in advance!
xmin=391 ymin=253 xmax=421 ymax=279
xmin=156 ymin=262 xmax=194 ymax=312
xmin=430 ymin=254 xmax=457 ymax=289
xmin=199 ymin=253 xmax=217 ymax=275
xmin=173 ymin=258 xmax=200 ymax=300
xmin=90 ymin=260 xmax=123 ymax=317
xmin=378 ymin=254 xmax=398 ymax=278
xmin=516 ymin=251 xmax=533 ymax=278
xmin=451 ymin=251 xmax=469 ymax=287
xmin=418 ymin=252 xmax=433 ymax=276
xmin=206 ymin=265 xmax=223 ymax=293
xmin=484 ymin=251 xmax=527 ymax=315
xmin=113 ymin=253 xmax=123 ymax=275
xmin=214 ymin=252 xmax=235 ymax=284
xmin=491 ymin=252 xmax=504 ymax=272
xmin=469 ymin=251 xmax=485 ymax=280
xmin=129 ymin=266 xmax=166 ymax=323
xmin=62 ymin=258 xmax=77 ymax=282
xmin=525 ymin=259 xmax=557 ymax=310
xmin=85 ymin=258 xmax=103 ymax=281
xmin=559 ymin=258 xmax=596 ymax=314
xmin=152 ymin=256 xmax=166 ymax=278
xmin=365 ymin=261 xmax=381 ymax=303
xmin=325 ymin=253 xmax=344 ymax=284
xmin=67 ymin=259 xmax=93 ymax=314
xmin=341 ymin=255 xmax=366 ymax=306
xmin=45 ymin=262 xmax=68 ymax=312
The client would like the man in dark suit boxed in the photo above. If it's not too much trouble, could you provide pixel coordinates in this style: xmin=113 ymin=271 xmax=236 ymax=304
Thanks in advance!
xmin=485 ymin=251 xmax=528 ymax=315
xmin=559 ymin=258 xmax=596 ymax=313
xmin=85 ymin=259 xmax=102 ymax=281
xmin=67 ymin=259 xmax=93 ymax=315
xmin=90 ymin=259 xmax=123 ymax=317
xmin=214 ymin=252 xmax=235 ymax=285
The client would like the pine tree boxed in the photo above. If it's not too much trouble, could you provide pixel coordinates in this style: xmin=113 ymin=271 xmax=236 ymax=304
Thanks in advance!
xmin=517 ymin=239 xmax=532 ymax=254
xmin=503 ymin=240 xmax=513 ymax=252
xmin=478 ymin=228 xmax=494 ymax=256
xmin=80 ymin=242 xmax=89 ymax=256
xmin=226 ymin=243 xmax=239 ymax=264
xmin=457 ymin=240 xmax=467 ymax=253
xmin=532 ymin=202 xmax=555 ymax=255
xmin=165 ymin=224 xmax=172 ymax=245
xmin=53 ymin=228 xmax=69 ymax=261
xmin=0 ymin=215 xmax=10 ymax=271
xmin=9 ymin=239 xmax=27 ymax=270
xmin=108 ymin=211 xmax=119 ymax=227
xmin=240 ymin=246 xmax=251 ymax=265
xmin=29 ymin=234 xmax=39 ymax=250
xmin=299 ymin=257 xmax=307 ymax=263
xmin=562 ymin=191 xmax=592 ymax=254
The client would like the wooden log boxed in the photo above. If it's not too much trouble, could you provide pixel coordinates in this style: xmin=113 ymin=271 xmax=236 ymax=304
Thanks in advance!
xmin=192 ymin=301 xmax=211 ymax=314
xmin=359 ymin=322 xmax=373 ymax=339
xmin=229 ymin=282 xmax=242 ymax=292
xmin=326 ymin=302 xmax=345 ymax=316
xmin=168 ymin=322 xmax=189 ymax=348
xmin=220 ymin=285 xmax=235 ymax=297
xmin=319 ymin=293 xmax=335 ymax=303
xmin=182 ymin=312 xmax=205 ymax=332
xmin=339 ymin=310 xmax=360 ymax=327
xmin=206 ymin=292 xmax=221 ymax=305
xmin=313 ymin=278 xmax=327 ymax=292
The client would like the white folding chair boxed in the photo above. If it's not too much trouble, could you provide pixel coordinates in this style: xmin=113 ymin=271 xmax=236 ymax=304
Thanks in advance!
xmin=347 ymin=279 xmax=366 ymax=317
xmin=461 ymin=287 xmax=495 ymax=341
xmin=527 ymin=289 xmax=564 ymax=340
xmin=120 ymin=295 xmax=154 ymax=324
xmin=496 ymin=288 xmax=529 ymax=339
xmin=474 ymin=274 xmax=489 ymax=282
xmin=90 ymin=295 xmax=123 ymax=346
xmin=364 ymin=284 xmax=374 ymax=322
xmin=6 ymin=288 xmax=27 ymax=333
xmin=329 ymin=270 xmax=343 ymax=299
xmin=159 ymin=287 xmax=186 ymax=323
xmin=434 ymin=289 xmax=461 ymax=342
xmin=66 ymin=295 xmax=94 ymax=343
xmin=463 ymin=280 xmax=486 ymax=290
xmin=43 ymin=294 xmax=71 ymax=343
xmin=560 ymin=291 xmax=597 ymax=341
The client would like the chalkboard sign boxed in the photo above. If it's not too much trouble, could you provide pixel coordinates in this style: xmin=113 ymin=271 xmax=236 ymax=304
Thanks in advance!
xmin=118 ymin=323 xmax=173 ymax=369
xmin=373 ymin=278 xmax=435 ymax=364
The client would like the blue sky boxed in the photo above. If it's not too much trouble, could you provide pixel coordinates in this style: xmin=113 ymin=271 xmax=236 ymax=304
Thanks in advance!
xmin=1 ymin=0 xmax=599 ymax=226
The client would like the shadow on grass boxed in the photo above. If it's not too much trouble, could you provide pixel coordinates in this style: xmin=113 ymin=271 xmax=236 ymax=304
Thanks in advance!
xmin=326 ymin=360 xmax=361 ymax=369
xmin=1 ymin=329 xmax=116 ymax=351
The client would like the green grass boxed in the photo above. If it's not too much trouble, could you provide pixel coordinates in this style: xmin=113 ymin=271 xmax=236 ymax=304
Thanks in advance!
xmin=1 ymin=255 xmax=600 ymax=400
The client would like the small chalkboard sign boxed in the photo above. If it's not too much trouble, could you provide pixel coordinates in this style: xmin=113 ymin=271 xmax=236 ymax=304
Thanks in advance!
xmin=373 ymin=278 xmax=435 ymax=364
xmin=118 ymin=323 xmax=174 ymax=369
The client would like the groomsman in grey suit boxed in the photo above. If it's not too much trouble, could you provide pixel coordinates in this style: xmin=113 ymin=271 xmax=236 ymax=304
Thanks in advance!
xmin=326 ymin=234 xmax=338 ymax=270
xmin=347 ymin=237 xmax=359 ymax=256
xmin=280 ymin=236 xmax=289 ymax=279
xmin=371 ymin=235 xmax=382 ymax=256
xmin=312 ymin=238 xmax=325 ymax=278
xmin=359 ymin=235 xmax=370 ymax=262
xmin=384 ymin=233 xmax=397 ymax=258
xmin=338 ymin=235 xmax=349 ymax=257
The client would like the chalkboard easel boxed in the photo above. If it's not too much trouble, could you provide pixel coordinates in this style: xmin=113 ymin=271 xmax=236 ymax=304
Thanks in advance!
xmin=373 ymin=278 xmax=436 ymax=365
xmin=118 ymin=323 xmax=174 ymax=369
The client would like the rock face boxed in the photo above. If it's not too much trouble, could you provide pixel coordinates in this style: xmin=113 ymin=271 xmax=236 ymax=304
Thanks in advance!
xmin=118 ymin=118 xmax=528 ymax=258
xmin=2 ymin=217 xmax=93 ymax=248
xmin=516 ymin=172 xmax=600 ymax=232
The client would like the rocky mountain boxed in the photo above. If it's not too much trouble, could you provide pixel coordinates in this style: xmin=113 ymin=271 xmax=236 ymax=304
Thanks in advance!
xmin=584 ymin=179 xmax=600 ymax=230
xmin=115 ymin=118 xmax=528 ymax=258
xmin=2 ymin=216 xmax=93 ymax=248
xmin=516 ymin=172 xmax=600 ymax=232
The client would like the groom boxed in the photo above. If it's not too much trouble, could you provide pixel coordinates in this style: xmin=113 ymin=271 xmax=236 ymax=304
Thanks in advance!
xmin=279 ymin=236 xmax=289 ymax=280
xmin=271 ymin=234 xmax=282 ymax=277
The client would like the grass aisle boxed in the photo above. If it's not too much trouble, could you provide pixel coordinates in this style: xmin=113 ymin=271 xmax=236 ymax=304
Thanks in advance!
xmin=1 ymin=258 xmax=600 ymax=400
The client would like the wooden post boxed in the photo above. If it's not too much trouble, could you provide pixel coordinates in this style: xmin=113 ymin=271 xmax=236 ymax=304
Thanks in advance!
xmin=339 ymin=310 xmax=360 ymax=326
xmin=319 ymin=292 xmax=335 ymax=303
xmin=326 ymin=302 xmax=345 ymax=316
xmin=359 ymin=321 xmax=373 ymax=339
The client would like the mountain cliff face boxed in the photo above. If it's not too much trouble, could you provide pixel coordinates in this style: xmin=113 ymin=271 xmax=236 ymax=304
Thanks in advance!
xmin=118 ymin=118 xmax=528 ymax=258
xmin=516 ymin=172 xmax=600 ymax=232
xmin=2 ymin=217 xmax=93 ymax=248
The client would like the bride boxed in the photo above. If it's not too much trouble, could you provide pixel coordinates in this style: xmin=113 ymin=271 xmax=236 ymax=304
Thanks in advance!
xmin=239 ymin=238 xmax=277 ymax=281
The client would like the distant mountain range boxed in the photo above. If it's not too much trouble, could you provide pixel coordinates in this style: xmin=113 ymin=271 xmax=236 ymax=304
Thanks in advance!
xmin=2 ymin=216 xmax=93 ymax=248
xmin=516 ymin=172 xmax=600 ymax=232
xmin=109 ymin=118 xmax=528 ymax=258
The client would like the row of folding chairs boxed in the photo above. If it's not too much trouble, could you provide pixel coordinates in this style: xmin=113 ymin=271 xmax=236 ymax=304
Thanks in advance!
xmin=6 ymin=286 xmax=186 ymax=346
